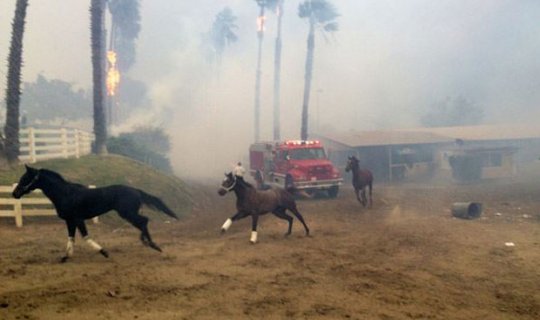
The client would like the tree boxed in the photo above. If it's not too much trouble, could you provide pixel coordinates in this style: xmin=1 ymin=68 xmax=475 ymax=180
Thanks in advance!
xmin=206 ymin=7 xmax=238 ymax=70
xmin=90 ymin=0 xmax=108 ymax=154
xmin=20 ymin=75 xmax=92 ymax=122
xmin=272 ymin=0 xmax=284 ymax=141
xmin=253 ymin=0 xmax=278 ymax=142
xmin=421 ymin=96 xmax=484 ymax=127
xmin=298 ymin=0 xmax=339 ymax=140
xmin=3 ymin=0 xmax=29 ymax=163
xmin=106 ymin=126 xmax=172 ymax=173
xmin=108 ymin=0 xmax=141 ymax=73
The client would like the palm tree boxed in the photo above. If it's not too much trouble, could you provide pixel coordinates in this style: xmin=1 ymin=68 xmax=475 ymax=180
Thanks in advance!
xmin=3 ymin=0 xmax=29 ymax=163
xmin=298 ymin=0 xmax=338 ymax=140
xmin=208 ymin=7 xmax=238 ymax=70
xmin=253 ymin=0 xmax=266 ymax=142
xmin=253 ymin=0 xmax=278 ymax=142
xmin=107 ymin=0 xmax=141 ymax=125
xmin=108 ymin=0 xmax=141 ymax=73
xmin=272 ymin=0 xmax=284 ymax=141
xmin=90 ymin=0 xmax=108 ymax=154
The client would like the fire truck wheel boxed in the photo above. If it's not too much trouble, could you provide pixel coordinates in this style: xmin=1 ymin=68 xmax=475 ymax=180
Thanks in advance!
xmin=328 ymin=186 xmax=339 ymax=198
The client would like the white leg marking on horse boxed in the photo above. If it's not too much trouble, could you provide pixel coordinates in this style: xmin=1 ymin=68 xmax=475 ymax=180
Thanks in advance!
xmin=222 ymin=218 xmax=232 ymax=231
xmin=250 ymin=231 xmax=258 ymax=243
xmin=66 ymin=237 xmax=75 ymax=257
xmin=84 ymin=236 xmax=103 ymax=251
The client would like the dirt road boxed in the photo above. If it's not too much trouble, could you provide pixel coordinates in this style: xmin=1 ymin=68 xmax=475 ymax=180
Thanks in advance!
xmin=1 ymin=181 xmax=539 ymax=319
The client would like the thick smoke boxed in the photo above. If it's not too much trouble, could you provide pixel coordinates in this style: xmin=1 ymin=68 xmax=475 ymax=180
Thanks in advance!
xmin=2 ymin=1 xmax=540 ymax=179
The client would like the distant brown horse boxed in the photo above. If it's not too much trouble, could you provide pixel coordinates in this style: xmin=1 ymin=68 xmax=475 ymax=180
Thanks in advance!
xmin=345 ymin=156 xmax=373 ymax=207
xmin=218 ymin=172 xmax=310 ymax=243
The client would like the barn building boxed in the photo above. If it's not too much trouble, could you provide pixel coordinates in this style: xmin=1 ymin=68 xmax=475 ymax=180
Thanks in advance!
xmin=315 ymin=124 xmax=540 ymax=183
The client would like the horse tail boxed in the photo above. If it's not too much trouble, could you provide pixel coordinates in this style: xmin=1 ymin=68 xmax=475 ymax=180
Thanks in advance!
xmin=138 ymin=190 xmax=179 ymax=220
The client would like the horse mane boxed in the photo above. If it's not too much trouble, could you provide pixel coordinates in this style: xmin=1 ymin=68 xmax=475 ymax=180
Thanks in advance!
xmin=237 ymin=176 xmax=255 ymax=189
xmin=40 ymin=169 xmax=67 ymax=182
xmin=350 ymin=157 xmax=360 ymax=170
xmin=40 ymin=169 xmax=88 ymax=189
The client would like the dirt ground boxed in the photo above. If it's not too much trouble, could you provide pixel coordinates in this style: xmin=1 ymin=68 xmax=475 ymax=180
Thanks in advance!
xmin=1 ymin=177 xmax=540 ymax=320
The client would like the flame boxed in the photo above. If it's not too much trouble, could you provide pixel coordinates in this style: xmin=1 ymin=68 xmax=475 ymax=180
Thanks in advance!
xmin=106 ymin=50 xmax=120 ymax=96
xmin=257 ymin=15 xmax=266 ymax=32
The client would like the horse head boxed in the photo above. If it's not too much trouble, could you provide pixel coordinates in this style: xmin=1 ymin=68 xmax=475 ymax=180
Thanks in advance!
xmin=218 ymin=172 xmax=237 ymax=196
xmin=13 ymin=165 xmax=41 ymax=199
xmin=345 ymin=156 xmax=359 ymax=172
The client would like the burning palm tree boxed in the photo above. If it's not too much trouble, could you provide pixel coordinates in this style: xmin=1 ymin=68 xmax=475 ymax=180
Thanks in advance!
xmin=3 ymin=0 xmax=29 ymax=163
xmin=107 ymin=0 xmax=141 ymax=125
xmin=90 ymin=0 xmax=108 ymax=154
xmin=298 ymin=0 xmax=339 ymax=140
xmin=253 ymin=0 xmax=278 ymax=142
xmin=272 ymin=0 xmax=284 ymax=141
xmin=108 ymin=0 xmax=141 ymax=73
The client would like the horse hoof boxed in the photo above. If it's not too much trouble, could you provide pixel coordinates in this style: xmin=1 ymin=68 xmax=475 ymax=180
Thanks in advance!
xmin=99 ymin=249 xmax=109 ymax=258
xmin=250 ymin=240 xmax=257 ymax=244
xmin=221 ymin=228 xmax=227 ymax=234
xmin=60 ymin=256 xmax=69 ymax=263
xmin=149 ymin=242 xmax=163 ymax=252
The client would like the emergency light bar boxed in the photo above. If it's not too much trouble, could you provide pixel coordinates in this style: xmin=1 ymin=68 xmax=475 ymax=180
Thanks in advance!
xmin=284 ymin=140 xmax=321 ymax=146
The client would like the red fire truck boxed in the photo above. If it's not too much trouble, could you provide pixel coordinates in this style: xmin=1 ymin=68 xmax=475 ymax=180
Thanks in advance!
xmin=249 ymin=140 xmax=343 ymax=197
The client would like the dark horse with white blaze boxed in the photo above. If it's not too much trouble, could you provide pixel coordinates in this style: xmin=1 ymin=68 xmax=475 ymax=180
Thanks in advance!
xmin=218 ymin=172 xmax=310 ymax=243
xmin=345 ymin=156 xmax=373 ymax=207
xmin=12 ymin=165 xmax=178 ymax=262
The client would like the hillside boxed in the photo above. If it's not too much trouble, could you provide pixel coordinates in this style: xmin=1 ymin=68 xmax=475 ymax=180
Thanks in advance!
xmin=0 ymin=155 xmax=193 ymax=221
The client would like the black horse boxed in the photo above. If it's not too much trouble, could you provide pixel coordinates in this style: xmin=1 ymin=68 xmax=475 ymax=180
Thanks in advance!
xmin=12 ymin=165 xmax=178 ymax=262
xmin=345 ymin=156 xmax=373 ymax=207
xmin=218 ymin=172 xmax=310 ymax=243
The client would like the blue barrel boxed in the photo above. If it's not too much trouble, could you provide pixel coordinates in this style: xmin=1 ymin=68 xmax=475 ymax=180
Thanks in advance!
xmin=451 ymin=202 xmax=482 ymax=219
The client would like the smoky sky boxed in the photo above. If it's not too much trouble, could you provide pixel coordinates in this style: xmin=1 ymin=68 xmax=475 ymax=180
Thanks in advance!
xmin=1 ymin=0 xmax=540 ymax=177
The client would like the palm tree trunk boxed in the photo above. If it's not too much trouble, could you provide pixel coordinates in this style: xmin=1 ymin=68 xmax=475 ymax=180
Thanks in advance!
xmin=272 ymin=0 xmax=284 ymax=141
xmin=254 ymin=5 xmax=265 ymax=142
xmin=90 ymin=0 xmax=108 ymax=154
xmin=300 ymin=17 xmax=315 ymax=141
xmin=4 ymin=0 xmax=29 ymax=163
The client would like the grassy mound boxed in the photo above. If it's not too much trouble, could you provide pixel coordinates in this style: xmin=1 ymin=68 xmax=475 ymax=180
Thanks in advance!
xmin=0 ymin=155 xmax=192 ymax=222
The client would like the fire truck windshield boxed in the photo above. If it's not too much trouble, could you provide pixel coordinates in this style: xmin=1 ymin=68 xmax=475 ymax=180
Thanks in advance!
xmin=288 ymin=148 xmax=326 ymax=160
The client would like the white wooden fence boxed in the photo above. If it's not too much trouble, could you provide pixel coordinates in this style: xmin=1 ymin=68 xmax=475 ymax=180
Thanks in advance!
xmin=19 ymin=127 xmax=94 ymax=163
xmin=0 ymin=184 xmax=98 ymax=227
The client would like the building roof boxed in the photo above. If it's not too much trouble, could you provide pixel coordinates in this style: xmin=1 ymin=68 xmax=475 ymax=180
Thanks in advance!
xmin=316 ymin=130 xmax=454 ymax=148
xmin=317 ymin=124 xmax=540 ymax=148
xmin=401 ymin=124 xmax=540 ymax=142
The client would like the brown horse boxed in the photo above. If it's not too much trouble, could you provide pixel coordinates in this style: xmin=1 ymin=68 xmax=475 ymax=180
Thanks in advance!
xmin=218 ymin=172 xmax=310 ymax=243
xmin=345 ymin=156 xmax=373 ymax=207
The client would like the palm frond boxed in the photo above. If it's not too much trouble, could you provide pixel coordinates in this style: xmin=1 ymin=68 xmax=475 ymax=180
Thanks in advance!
xmin=323 ymin=21 xmax=339 ymax=32
xmin=298 ymin=0 xmax=339 ymax=26
xmin=298 ymin=1 xmax=312 ymax=19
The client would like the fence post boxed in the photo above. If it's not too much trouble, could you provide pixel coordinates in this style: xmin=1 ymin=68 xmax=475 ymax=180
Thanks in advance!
xmin=74 ymin=129 xmax=80 ymax=158
xmin=89 ymin=185 xmax=99 ymax=224
xmin=14 ymin=201 xmax=23 ymax=228
xmin=12 ymin=184 xmax=23 ymax=227
xmin=28 ymin=127 xmax=36 ymax=163
xmin=61 ymin=128 xmax=68 ymax=158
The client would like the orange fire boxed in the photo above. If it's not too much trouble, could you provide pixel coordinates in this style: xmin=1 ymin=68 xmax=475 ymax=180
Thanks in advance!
xmin=257 ymin=15 xmax=266 ymax=32
xmin=106 ymin=50 xmax=120 ymax=96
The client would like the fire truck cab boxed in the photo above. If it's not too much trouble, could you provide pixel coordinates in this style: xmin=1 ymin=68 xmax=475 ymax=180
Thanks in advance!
xmin=249 ymin=140 xmax=343 ymax=197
